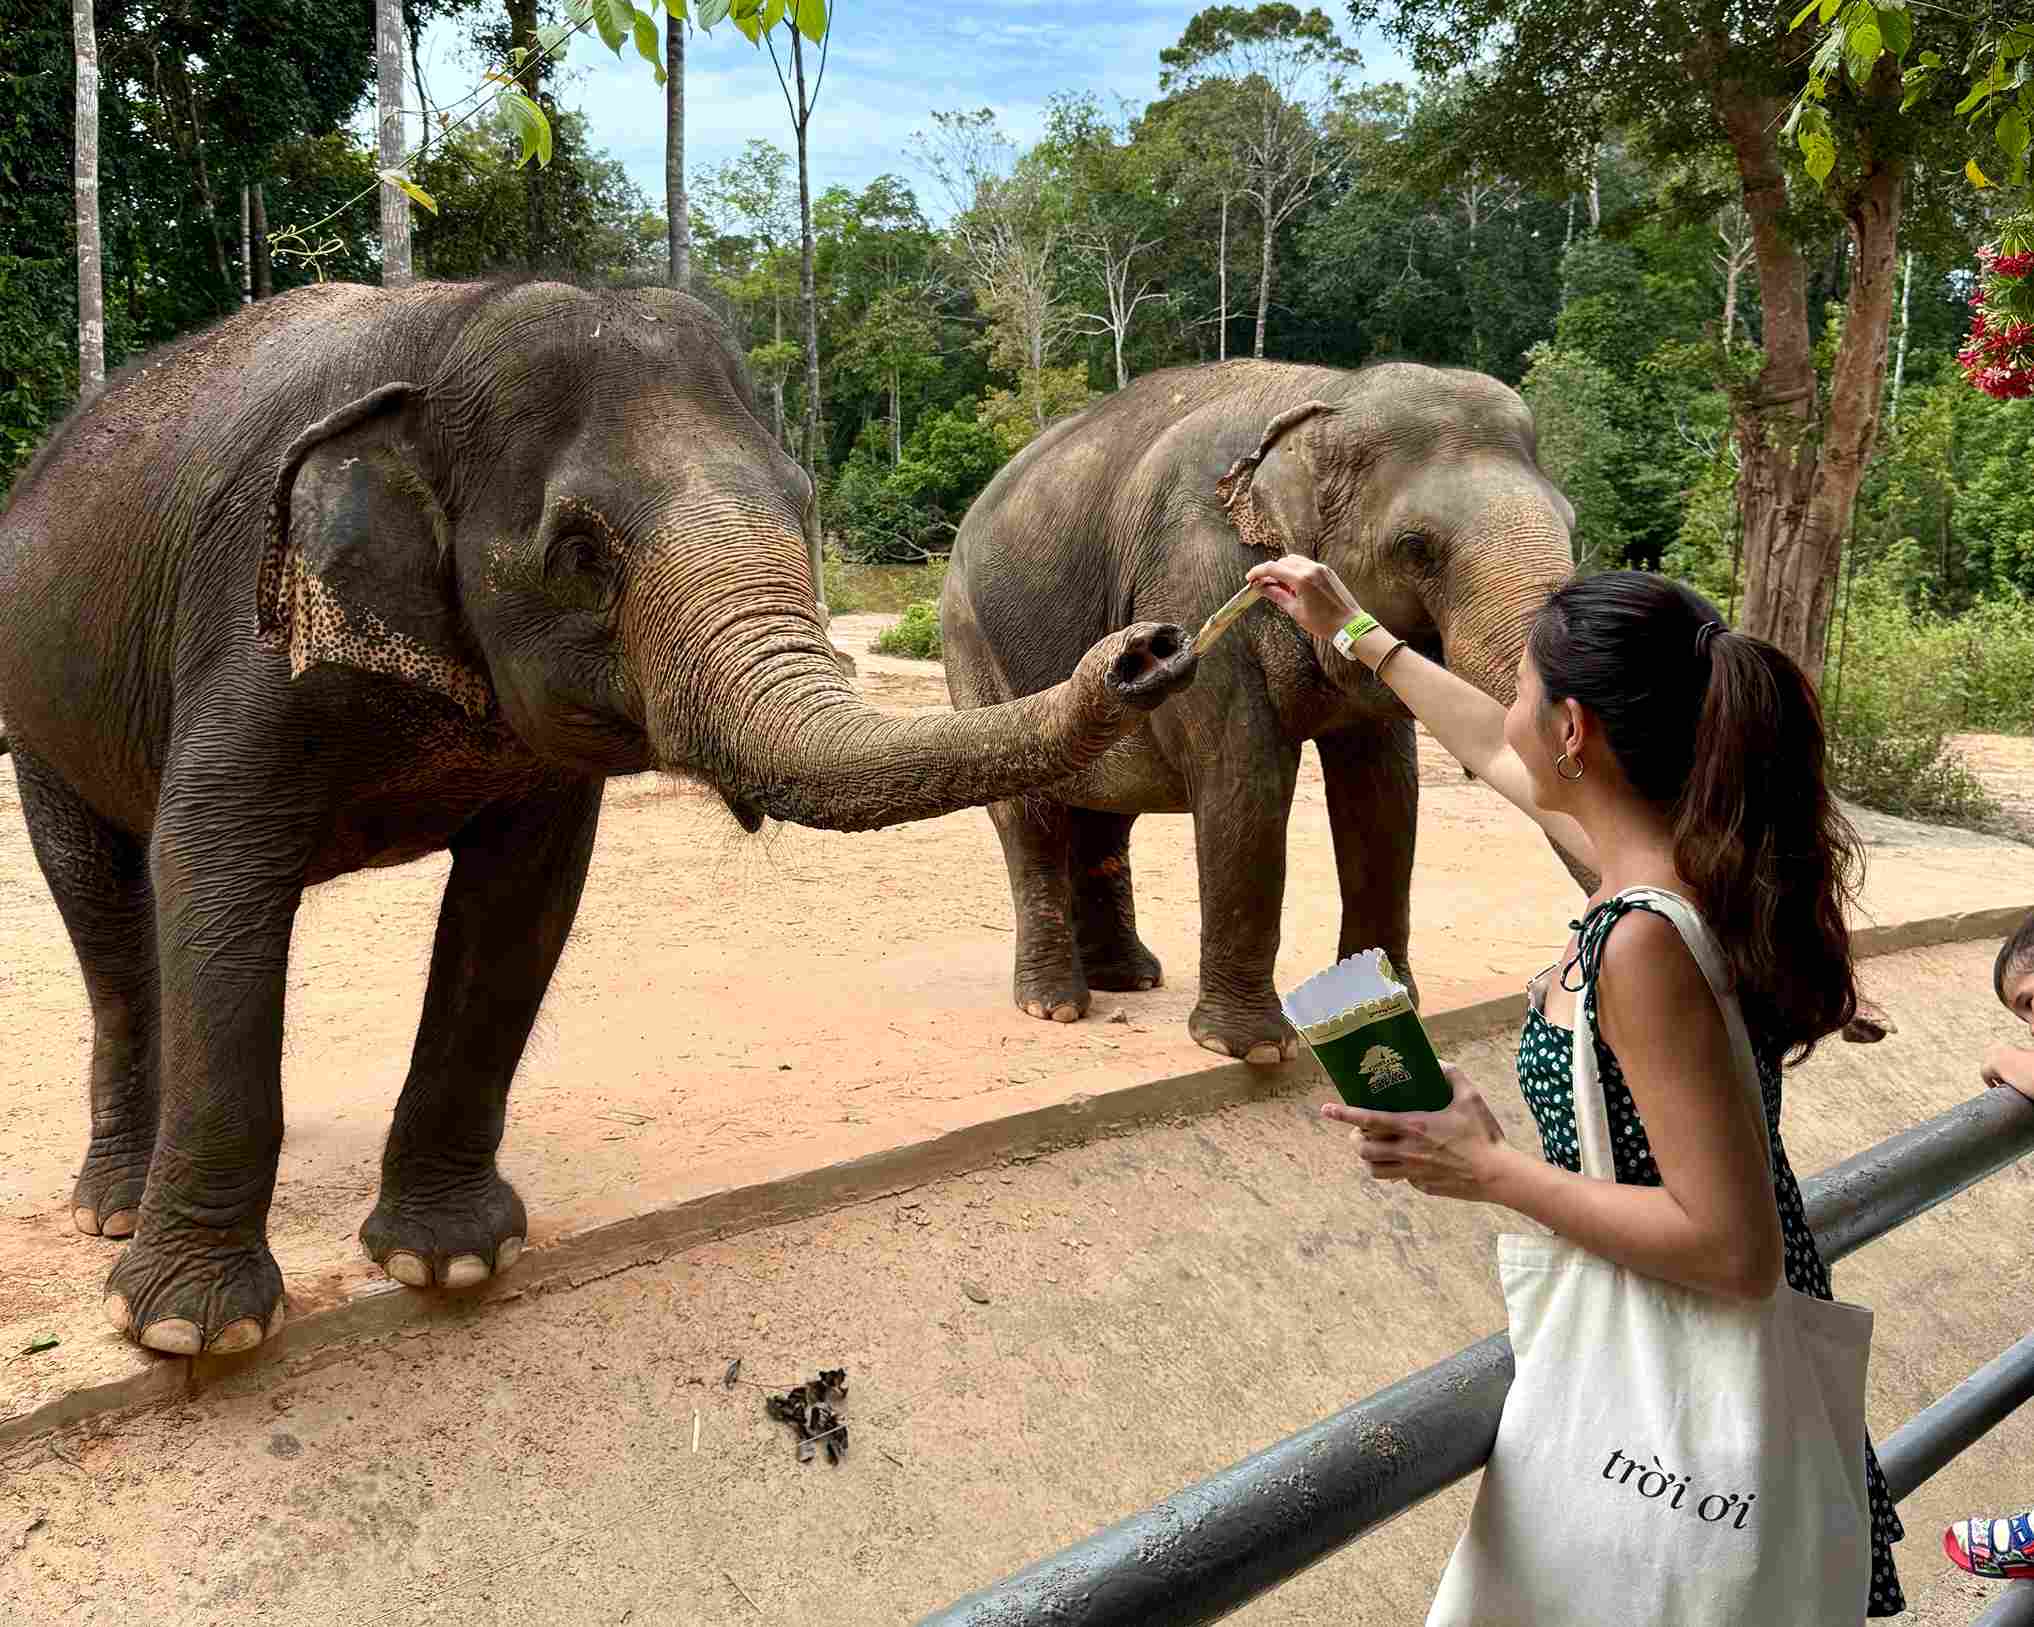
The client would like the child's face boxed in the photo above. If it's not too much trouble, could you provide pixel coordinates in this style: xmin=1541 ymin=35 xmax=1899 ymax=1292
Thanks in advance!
xmin=2005 ymin=958 xmax=2034 ymax=1038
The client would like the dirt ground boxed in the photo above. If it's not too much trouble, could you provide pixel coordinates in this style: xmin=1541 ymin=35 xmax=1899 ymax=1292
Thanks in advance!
xmin=3 ymin=614 xmax=2032 ymax=1425
xmin=2 ymin=937 xmax=2028 ymax=1627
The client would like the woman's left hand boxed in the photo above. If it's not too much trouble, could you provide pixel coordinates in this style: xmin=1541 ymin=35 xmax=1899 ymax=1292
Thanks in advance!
xmin=1322 ymin=1065 xmax=1514 ymax=1200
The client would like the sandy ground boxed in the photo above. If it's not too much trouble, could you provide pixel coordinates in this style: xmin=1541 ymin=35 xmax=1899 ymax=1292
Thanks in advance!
xmin=2 ymin=614 xmax=2031 ymax=1425
xmin=2 ymin=937 xmax=2028 ymax=1627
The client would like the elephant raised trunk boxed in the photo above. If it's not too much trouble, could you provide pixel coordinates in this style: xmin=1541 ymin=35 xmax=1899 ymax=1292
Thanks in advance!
xmin=631 ymin=531 xmax=1194 ymax=833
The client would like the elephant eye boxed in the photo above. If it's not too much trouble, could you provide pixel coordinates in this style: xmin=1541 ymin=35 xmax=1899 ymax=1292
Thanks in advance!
xmin=1395 ymin=532 xmax=1433 ymax=567
xmin=545 ymin=531 xmax=617 ymax=611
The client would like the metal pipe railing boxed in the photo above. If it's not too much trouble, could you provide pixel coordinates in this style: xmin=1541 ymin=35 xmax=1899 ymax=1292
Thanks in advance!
xmin=916 ymin=1086 xmax=2034 ymax=1627
xmin=1880 ymin=1331 xmax=2034 ymax=1503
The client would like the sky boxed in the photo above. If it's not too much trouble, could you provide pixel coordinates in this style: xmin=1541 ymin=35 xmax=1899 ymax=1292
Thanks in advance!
xmin=412 ymin=1 xmax=1412 ymax=222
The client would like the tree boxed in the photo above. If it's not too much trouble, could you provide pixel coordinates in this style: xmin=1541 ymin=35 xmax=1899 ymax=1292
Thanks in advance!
xmin=1159 ymin=4 xmax=1360 ymax=357
xmin=71 ymin=0 xmax=103 ymax=400
xmin=1041 ymin=94 xmax=1172 ymax=389
xmin=667 ymin=8 xmax=689 ymax=285
xmin=378 ymin=0 xmax=413 ymax=286
xmin=837 ymin=286 xmax=941 ymax=463
xmin=916 ymin=109 xmax=1074 ymax=428
xmin=697 ymin=140 xmax=802 ymax=443
xmin=1354 ymin=0 xmax=1945 ymax=683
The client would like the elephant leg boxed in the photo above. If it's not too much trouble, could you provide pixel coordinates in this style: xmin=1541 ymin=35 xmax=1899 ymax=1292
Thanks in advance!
xmin=1187 ymin=734 xmax=1301 ymax=1068
xmin=1068 ymin=810 xmax=1161 ymax=992
xmin=1318 ymin=720 xmax=1421 ymax=1009
xmin=104 ymin=766 xmax=306 ymax=1355
xmin=988 ymin=795 xmax=1087 ymax=1024
xmin=11 ymin=748 xmax=159 ymax=1239
xmin=361 ymin=780 xmax=602 ymax=1288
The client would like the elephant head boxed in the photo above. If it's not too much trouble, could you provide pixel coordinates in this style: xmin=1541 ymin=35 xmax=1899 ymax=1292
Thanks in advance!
xmin=256 ymin=282 xmax=1195 ymax=829
xmin=1216 ymin=364 xmax=1595 ymax=886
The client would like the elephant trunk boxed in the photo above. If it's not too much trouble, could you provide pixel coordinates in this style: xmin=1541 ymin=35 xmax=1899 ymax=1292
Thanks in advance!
xmin=1438 ymin=512 xmax=1600 ymax=894
xmin=630 ymin=533 xmax=1188 ymax=833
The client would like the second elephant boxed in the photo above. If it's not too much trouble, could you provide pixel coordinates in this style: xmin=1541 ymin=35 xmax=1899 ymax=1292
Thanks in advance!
xmin=941 ymin=359 xmax=1582 ymax=1063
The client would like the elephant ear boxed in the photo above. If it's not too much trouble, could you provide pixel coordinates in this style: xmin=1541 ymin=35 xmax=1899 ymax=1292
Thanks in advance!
xmin=255 ymin=383 xmax=492 ymax=718
xmin=1214 ymin=400 xmax=1335 ymax=558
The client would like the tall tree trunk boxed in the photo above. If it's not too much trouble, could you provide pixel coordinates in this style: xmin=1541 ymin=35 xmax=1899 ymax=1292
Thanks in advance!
xmin=165 ymin=54 xmax=233 ymax=306
xmin=1889 ymin=249 xmax=1913 ymax=429
xmin=1254 ymin=202 xmax=1274 ymax=359
xmin=890 ymin=366 xmax=901 ymax=465
xmin=791 ymin=27 xmax=823 ymax=613
xmin=251 ymin=183 xmax=272 ymax=298
xmin=1718 ymin=73 xmax=1905 ymax=684
xmin=507 ymin=0 xmax=542 ymax=267
xmin=666 ymin=12 xmax=689 ymax=287
xmin=1722 ymin=239 xmax=1741 ymax=350
xmin=72 ymin=0 xmax=104 ymax=401
xmin=1585 ymin=145 xmax=1601 ymax=230
xmin=240 ymin=184 xmax=252 ymax=303
xmin=406 ymin=4 xmax=431 ymax=129
xmin=1217 ymin=190 xmax=1229 ymax=363
xmin=773 ymin=297 xmax=787 ymax=447
xmin=377 ymin=0 xmax=413 ymax=287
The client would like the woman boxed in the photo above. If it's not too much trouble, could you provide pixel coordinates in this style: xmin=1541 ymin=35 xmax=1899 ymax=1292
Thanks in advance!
xmin=1247 ymin=558 xmax=1905 ymax=1617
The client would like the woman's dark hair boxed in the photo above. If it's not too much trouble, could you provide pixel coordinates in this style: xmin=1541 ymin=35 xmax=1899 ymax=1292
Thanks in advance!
xmin=1526 ymin=571 xmax=1864 ymax=1064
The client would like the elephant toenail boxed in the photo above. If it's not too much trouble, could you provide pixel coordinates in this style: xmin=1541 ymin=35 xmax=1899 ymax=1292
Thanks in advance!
xmin=1197 ymin=1036 xmax=1233 ymax=1058
xmin=384 ymin=1251 xmax=431 ymax=1288
xmin=100 ymin=1209 xmax=137 ymax=1238
xmin=442 ymin=1255 xmax=488 ymax=1288
xmin=139 ymin=1318 xmax=203 ymax=1355
xmin=206 ymin=1318 xmax=264 ymax=1355
xmin=495 ymin=1237 xmax=524 ymax=1272
xmin=266 ymin=1303 xmax=287 ymax=1338
xmin=1245 ymin=1043 xmax=1285 ymax=1067
xmin=103 ymin=1293 xmax=131 ymax=1332
xmin=1051 ymin=1004 xmax=1079 ymax=1024
xmin=74 ymin=1207 xmax=102 ymax=1236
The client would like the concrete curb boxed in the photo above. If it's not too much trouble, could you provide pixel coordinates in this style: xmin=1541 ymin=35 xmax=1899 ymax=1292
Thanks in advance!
xmin=4 ymin=898 xmax=2027 ymax=1457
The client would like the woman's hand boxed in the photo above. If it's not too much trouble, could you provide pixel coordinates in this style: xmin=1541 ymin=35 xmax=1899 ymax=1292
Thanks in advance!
xmin=1321 ymin=1064 xmax=1516 ymax=1200
xmin=1247 ymin=557 xmax=1367 ymax=643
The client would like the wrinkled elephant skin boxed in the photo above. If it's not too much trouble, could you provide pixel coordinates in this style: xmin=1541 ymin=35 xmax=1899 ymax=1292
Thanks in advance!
xmin=942 ymin=360 xmax=1580 ymax=1064
xmin=0 ymin=281 xmax=1195 ymax=1356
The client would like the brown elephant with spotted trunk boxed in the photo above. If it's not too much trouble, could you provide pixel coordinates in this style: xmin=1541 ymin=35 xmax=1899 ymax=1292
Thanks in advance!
xmin=941 ymin=359 xmax=1589 ymax=1064
xmin=0 ymin=279 xmax=1196 ymax=1356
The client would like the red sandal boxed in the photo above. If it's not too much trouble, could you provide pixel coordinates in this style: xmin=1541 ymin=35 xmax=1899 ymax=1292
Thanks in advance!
xmin=1946 ymin=1512 xmax=2034 ymax=1581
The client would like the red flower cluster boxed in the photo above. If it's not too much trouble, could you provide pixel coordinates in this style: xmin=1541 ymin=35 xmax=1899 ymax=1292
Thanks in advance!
xmin=1961 ymin=245 xmax=2034 ymax=398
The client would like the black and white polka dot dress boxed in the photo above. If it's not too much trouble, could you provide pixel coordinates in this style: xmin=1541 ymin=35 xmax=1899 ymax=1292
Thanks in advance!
xmin=1517 ymin=896 xmax=1907 ymax=1617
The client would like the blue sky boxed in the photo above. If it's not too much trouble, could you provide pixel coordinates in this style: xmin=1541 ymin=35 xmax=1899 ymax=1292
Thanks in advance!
xmin=413 ymin=1 xmax=1411 ymax=221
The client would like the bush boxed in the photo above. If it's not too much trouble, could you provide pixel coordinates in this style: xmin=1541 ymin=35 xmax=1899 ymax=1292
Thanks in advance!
xmin=821 ymin=545 xmax=867 ymax=613
xmin=1825 ymin=702 xmax=1999 ymax=826
xmin=873 ymin=601 xmax=942 ymax=660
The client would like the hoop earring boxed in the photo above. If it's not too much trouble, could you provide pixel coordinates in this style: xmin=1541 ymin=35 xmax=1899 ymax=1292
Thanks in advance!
xmin=1554 ymin=752 xmax=1584 ymax=782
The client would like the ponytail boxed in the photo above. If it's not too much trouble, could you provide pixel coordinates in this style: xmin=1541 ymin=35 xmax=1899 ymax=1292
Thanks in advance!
xmin=1674 ymin=630 xmax=1863 ymax=1062
xmin=1527 ymin=572 xmax=1864 ymax=1063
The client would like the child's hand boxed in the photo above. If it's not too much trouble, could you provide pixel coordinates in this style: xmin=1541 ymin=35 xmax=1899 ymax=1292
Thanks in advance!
xmin=1321 ymin=1064 xmax=1515 ymax=1200
xmin=1981 ymin=1041 xmax=2034 ymax=1103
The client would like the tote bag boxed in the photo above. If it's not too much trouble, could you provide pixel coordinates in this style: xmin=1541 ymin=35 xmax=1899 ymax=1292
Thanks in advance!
xmin=1425 ymin=887 xmax=1875 ymax=1627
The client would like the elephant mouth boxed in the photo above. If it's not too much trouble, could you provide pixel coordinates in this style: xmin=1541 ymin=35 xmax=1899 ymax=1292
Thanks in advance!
xmin=720 ymin=790 xmax=766 ymax=833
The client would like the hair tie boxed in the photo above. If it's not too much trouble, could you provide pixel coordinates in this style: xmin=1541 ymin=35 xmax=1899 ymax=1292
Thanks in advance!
xmin=1694 ymin=621 xmax=1724 ymax=658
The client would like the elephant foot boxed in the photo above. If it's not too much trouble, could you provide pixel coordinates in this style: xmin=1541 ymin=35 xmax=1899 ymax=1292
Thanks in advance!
xmin=360 ymin=1167 xmax=528 ymax=1290
xmin=1079 ymin=942 xmax=1163 ymax=994
xmin=1014 ymin=968 xmax=1090 ymax=1025
xmin=71 ymin=1140 xmax=152 ymax=1238
xmin=103 ymin=1231 xmax=285 ymax=1356
xmin=1190 ymin=1001 xmax=1298 ymax=1069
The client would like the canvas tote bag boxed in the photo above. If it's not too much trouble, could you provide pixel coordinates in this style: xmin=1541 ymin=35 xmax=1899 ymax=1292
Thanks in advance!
xmin=1425 ymin=887 xmax=1875 ymax=1627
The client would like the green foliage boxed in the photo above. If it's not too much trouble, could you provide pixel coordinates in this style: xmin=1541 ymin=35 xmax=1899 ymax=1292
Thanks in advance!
xmin=873 ymin=601 xmax=944 ymax=660
xmin=1519 ymin=344 xmax=1628 ymax=570
xmin=824 ymin=402 xmax=1009 ymax=562
xmin=0 ymin=257 xmax=77 ymax=488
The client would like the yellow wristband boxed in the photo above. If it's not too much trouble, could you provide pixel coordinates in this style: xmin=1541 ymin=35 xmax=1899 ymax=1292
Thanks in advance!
xmin=1332 ymin=611 xmax=1381 ymax=660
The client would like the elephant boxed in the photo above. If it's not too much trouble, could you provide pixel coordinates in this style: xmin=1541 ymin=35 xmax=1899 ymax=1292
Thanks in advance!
xmin=941 ymin=359 xmax=1587 ymax=1065
xmin=0 ymin=279 xmax=1196 ymax=1356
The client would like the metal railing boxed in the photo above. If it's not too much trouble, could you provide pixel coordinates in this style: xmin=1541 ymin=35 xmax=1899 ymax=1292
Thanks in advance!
xmin=916 ymin=1086 xmax=2034 ymax=1627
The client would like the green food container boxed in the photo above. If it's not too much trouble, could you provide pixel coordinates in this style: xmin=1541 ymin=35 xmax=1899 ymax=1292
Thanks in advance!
xmin=1282 ymin=948 xmax=1453 ymax=1113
